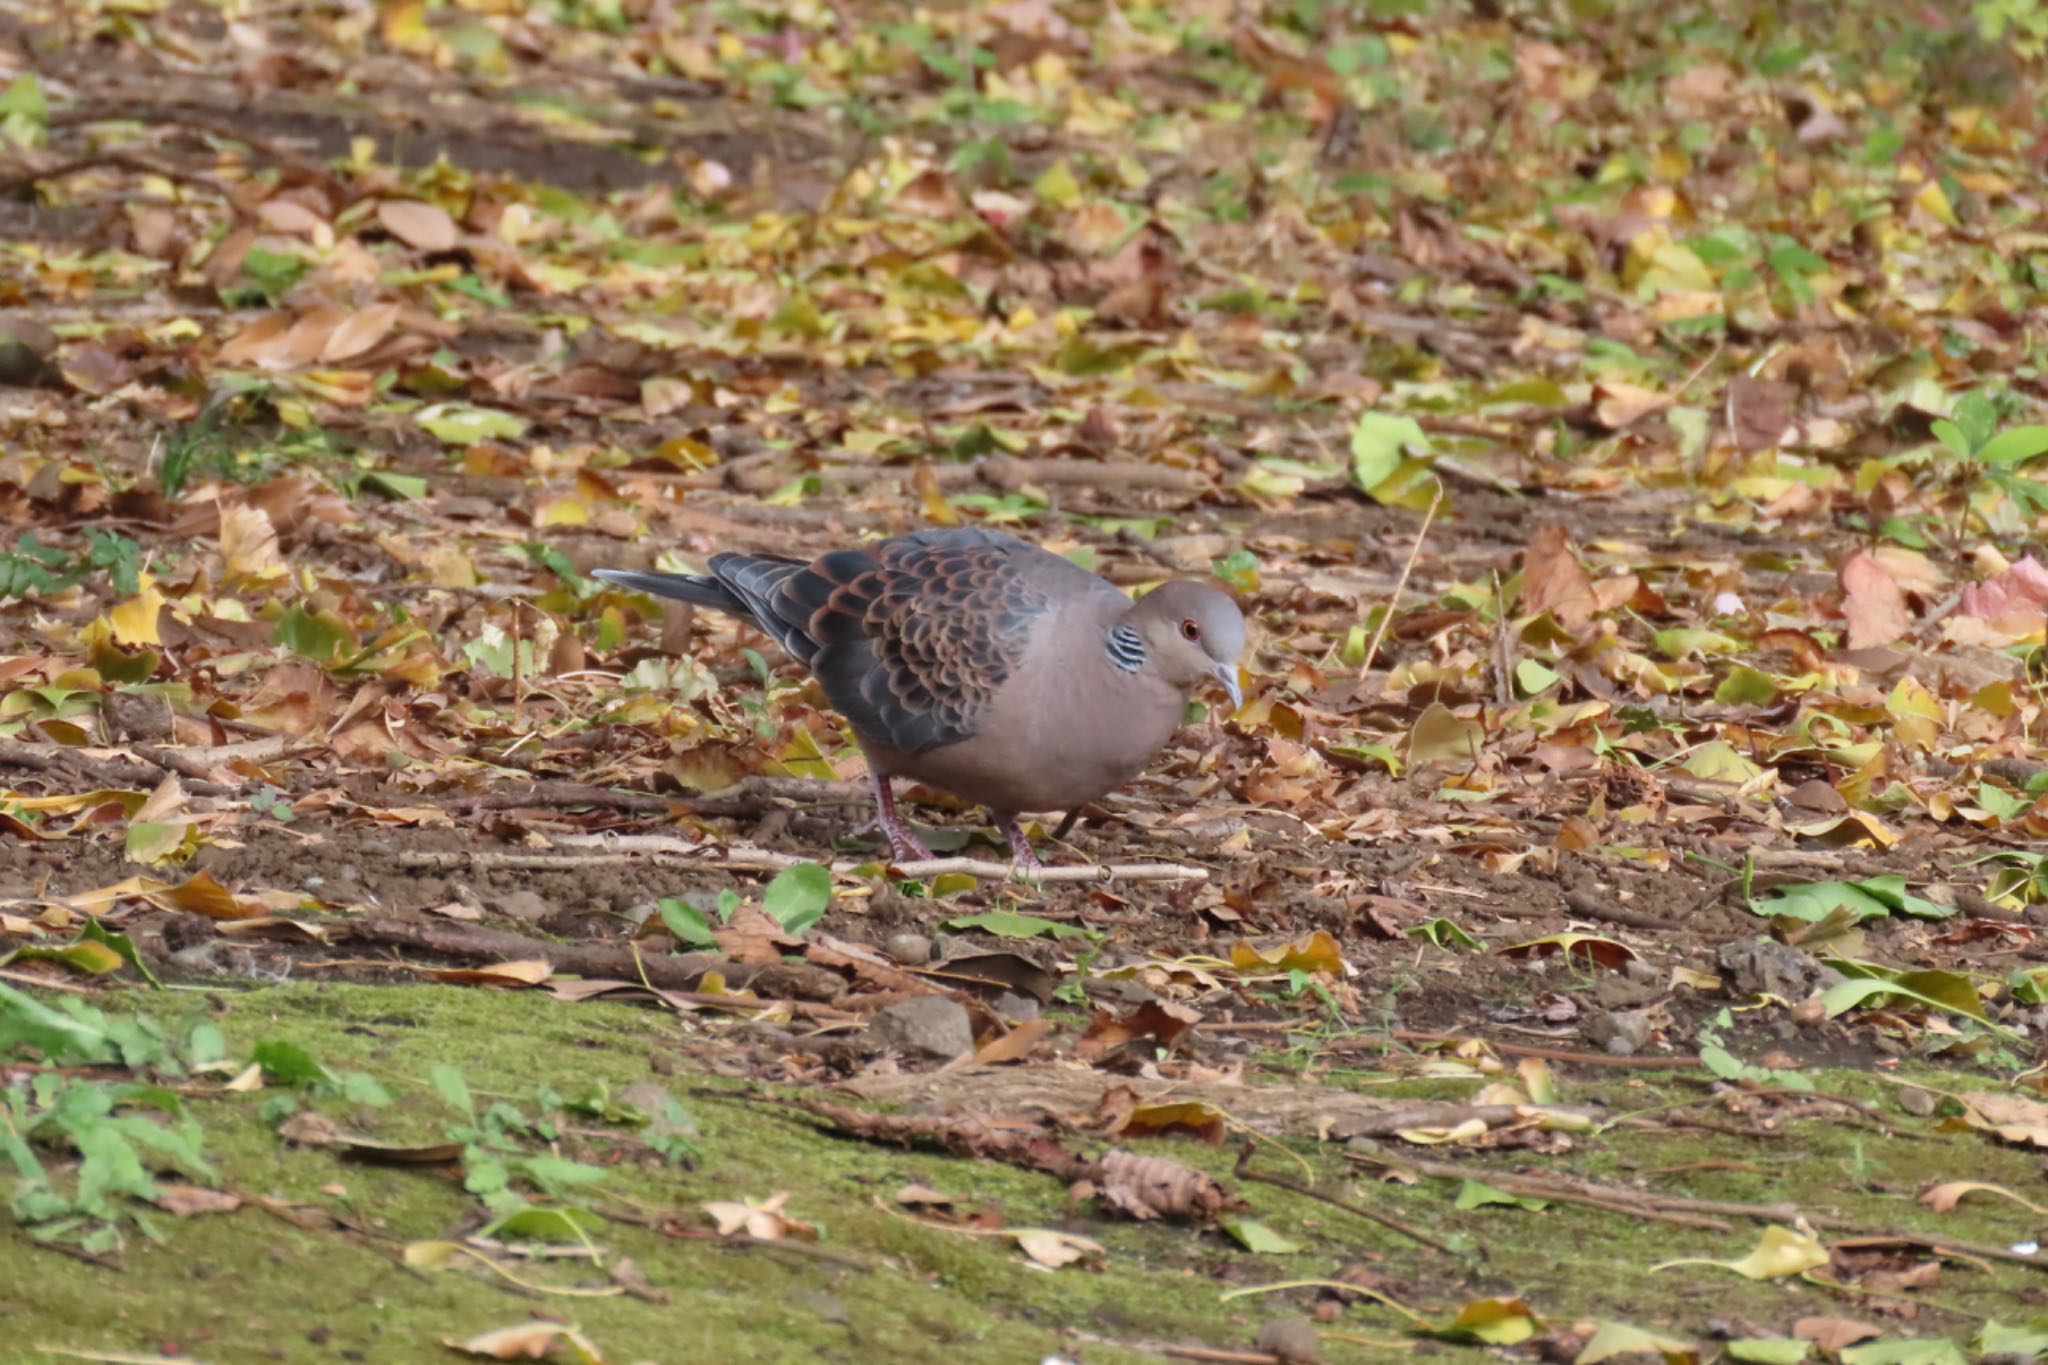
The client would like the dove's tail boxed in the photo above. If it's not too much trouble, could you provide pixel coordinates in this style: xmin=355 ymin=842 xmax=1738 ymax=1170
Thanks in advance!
xmin=591 ymin=568 xmax=751 ymax=618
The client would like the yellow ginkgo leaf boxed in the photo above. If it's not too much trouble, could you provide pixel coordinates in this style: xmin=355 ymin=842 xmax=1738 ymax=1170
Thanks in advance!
xmin=1652 ymin=1222 xmax=1828 ymax=1280
xmin=109 ymin=573 xmax=164 ymax=646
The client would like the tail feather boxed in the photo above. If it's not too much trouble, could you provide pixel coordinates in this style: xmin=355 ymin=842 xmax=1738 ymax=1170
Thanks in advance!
xmin=590 ymin=568 xmax=751 ymax=619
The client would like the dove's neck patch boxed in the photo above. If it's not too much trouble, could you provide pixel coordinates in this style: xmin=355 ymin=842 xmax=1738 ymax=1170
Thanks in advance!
xmin=1105 ymin=622 xmax=1146 ymax=673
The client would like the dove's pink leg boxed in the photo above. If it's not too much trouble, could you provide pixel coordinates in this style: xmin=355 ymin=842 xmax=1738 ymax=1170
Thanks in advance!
xmin=869 ymin=771 xmax=933 ymax=862
xmin=996 ymin=813 xmax=1044 ymax=870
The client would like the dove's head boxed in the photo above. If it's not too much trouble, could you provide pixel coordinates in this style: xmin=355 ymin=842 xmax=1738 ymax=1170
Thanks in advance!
xmin=1127 ymin=579 xmax=1246 ymax=713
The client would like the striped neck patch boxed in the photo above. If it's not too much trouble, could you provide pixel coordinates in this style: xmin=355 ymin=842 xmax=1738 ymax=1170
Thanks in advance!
xmin=1106 ymin=622 xmax=1146 ymax=672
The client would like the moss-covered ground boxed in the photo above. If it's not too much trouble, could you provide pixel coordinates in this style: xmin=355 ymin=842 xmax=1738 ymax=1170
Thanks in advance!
xmin=4 ymin=982 xmax=2041 ymax=1363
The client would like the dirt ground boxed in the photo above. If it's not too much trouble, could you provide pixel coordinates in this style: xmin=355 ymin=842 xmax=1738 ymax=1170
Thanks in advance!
xmin=7 ymin=2 xmax=2048 ymax=1360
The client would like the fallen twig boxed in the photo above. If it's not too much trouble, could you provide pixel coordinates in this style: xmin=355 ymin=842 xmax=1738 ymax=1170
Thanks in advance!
xmin=336 ymin=916 xmax=846 ymax=1001
xmin=1233 ymin=1143 xmax=1460 ymax=1256
xmin=133 ymin=734 xmax=310 ymax=781
xmin=395 ymin=834 xmax=1209 ymax=883
xmin=1357 ymin=483 xmax=1442 ymax=682
xmin=1344 ymin=1150 xmax=2048 ymax=1270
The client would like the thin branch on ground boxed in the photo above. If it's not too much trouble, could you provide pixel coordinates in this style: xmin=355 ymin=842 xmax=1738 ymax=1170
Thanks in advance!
xmin=1233 ymin=1142 xmax=1461 ymax=1257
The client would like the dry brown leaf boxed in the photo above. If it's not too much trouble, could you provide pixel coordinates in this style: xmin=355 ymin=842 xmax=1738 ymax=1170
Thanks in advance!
xmin=423 ymin=959 xmax=553 ymax=988
xmin=1090 ymin=1147 xmax=1238 ymax=1221
xmin=1011 ymin=1227 xmax=1105 ymax=1268
xmin=969 ymin=1016 xmax=1050 ymax=1065
xmin=1920 ymin=1180 xmax=2048 ymax=1216
xmin=153 ymin=1184 xmax=242 ymax=1216
xmin=1073 ymin=999 xmax=1200 ymax=1062
xmin=443 ymin=1322 xmax=605 ymax=1362
xmin=1725 ymin=375 xmax=1798 ymax=452
xmin=1792 ymin=1316 xmax=1882 ymax=1353
xmin=217 ymin=312 xmax=295 ymax=367
xmin=1521 ymin=524 xmax=1597 ymax=630
xmin=702 ymin=1191 xmax=816 ymax=1241
xmin=378 ymin=199 xmax=458 ymax=251
xmin=321 ymin=302 xmax=403 ymax=363
xmin=219 ymin=503 xmax=286 ymax=579
xmin=1840 ymin=550 xmax=1909 ymax=649
xmin=1590 ymin=379 xmax=1669 ymax=430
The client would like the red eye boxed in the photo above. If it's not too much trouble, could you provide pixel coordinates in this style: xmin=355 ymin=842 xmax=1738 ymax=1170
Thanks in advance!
xmin=1180 ymin=618 xmax=1200 ymax=640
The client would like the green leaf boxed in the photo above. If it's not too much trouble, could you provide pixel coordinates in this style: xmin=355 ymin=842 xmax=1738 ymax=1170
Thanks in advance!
xmin=1031 ymin=159 xmax=1081 ymax=208
xmin=1820 ymin=970 xmax=1988 ymax=1024
xmin=657 ymin=898 xmax=719 ymax=948
xmin=0 ymin=984 xmax=118 ymax=1064
xmin=358 ymin=471 xmax=429 ymax=500
xmin=1715 ymin=665 xmax=1779 ymax=707
xmin=480 ymin=1204 xmax=603 ymax=1243
xmin=1751 ymin=877 xmax=1955 ymax=923
xmin=1576 ymin=1321 xmax=1696 ymax=1363
xmin=1727 ymin=1339 xmax=1811 ymax=1364
xmin=1350 ymin=412 xmax=1429 ymax=493
xmin=1454 ymin=1179 xmax=1549 ymax=1212
xmin=762 ymin=863 xmax=830 ymax=933
xmin=941 ymin=911 xmax=1090 ymax=941
xmin=1838 ymin=1341 xmax=1969 ymax=1365
xmin=415 ymin=404 xmax=527 ymax=445
xmin=9 ymin=940 xmax=126 ymax=977
xmin=1514 ymin=659 xmax=1559 ymax=696
xmin=1977 ymin=783 xmax=2030 ymax=820
xmin=1976 ymin=425 xmax=2048 ymax=465
xmin=342 ymin=1071 xmax=392 ymax=1106
xmin=1218 ymin=1214 xmax=1303 ymax=1254
xmin=517 ymin=1153 xmax=610 ymax=1196
xmin=431 ymin=1063 xmax=474 ymax=1118
xmin=0 ymin=73 xmax=46 ymax=122
xmin=1976 ymin=1321 xmax=2048 ymax=1360
xmin=1406 ymin=917 xmax=1480 ymax=950
xmin=274 ymin=602 xmax=355 ymax=665
xmin=253 ymin=1039 xmax=333 ymax=1087
xmin=1211 ymin=549 xmax=1260 ymax=593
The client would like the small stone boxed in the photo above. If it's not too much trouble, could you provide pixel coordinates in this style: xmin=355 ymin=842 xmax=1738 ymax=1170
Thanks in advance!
xmin=1593 ymin=974 xmax=1660 ymax=1009
xmin=497 ymin=890 xmax=550 ymax=923
xmin=885 ymin=932 xmax=933 ymax=966
xmin=1718 ymin=939 xmax=1825 ymax=998
xmin=1253 ymin=1318 xmax=1321 ymax=1364
xmin=620 ymin=1081 xmax=697 ymax=1138
xmin=103 ymin=690 xmax=174 ymax=742
xmin=1897 ymin=1086 xmax=1937 ymax=1117
xmin=1585 ymin=1008 xmax=1654 ymax=1056
xmin=994 ymin=991 xmax=1040 ymax=1024
xmin=866 ymin=996 xmax=974 ymax=1061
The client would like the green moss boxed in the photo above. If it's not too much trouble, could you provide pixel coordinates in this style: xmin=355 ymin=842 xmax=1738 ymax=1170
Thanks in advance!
xmin=3 ymin=983 xmax=2036 ymax=1362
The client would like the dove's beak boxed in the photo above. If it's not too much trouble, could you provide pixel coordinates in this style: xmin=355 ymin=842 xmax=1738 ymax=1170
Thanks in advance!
xmin=1213 ymin=662 xmax=1243 ymax=714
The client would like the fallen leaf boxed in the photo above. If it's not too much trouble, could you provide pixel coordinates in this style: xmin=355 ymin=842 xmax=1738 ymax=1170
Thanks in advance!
xmin=378 ymin=199 xmax=458 ymax=251
xmin=1840 ymin=551 xmax=1909 ymax=649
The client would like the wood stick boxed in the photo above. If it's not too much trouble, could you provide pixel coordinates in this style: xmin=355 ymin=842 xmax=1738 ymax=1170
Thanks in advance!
xmin=1357 ymin=483 xmax=1442 ymax=682
xmin=1234 ymin=1143 xmax=1460 ymax=1256
xmin=395 ymin=836 xmax=1209 ymax=883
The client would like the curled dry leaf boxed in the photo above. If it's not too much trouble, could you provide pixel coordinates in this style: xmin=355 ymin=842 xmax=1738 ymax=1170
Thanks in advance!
xmin=1228 ymin=930 xmax=1347 ymax=977
xmin=153 ymin=1184 xmax=242 ymax=1217
xmin=1520 ymin=524 xmax=1597 ymax=631
xmin=443 ymin=1322 xmax=605 ymax=1363
xmin=378 ymin=199 xmax=459 ymax=252
xmin=1073 ymin=999 xmax=1200 ymax=1062
xmin=1839 ymin=550 xmax=1910 ymax=649
xmin=1010 ymin=1227 xmax=1105 ymax=1269
xmin=1087 ymin=1147 xmax=1239 ymax=1222
xmin=423 ymin=959 xmax=554 ymax=988
xmin=702 ymin=1191 xmax=817 ymax=1242
xmin=1919 ymin=1180 xmax=2048 ymax=1216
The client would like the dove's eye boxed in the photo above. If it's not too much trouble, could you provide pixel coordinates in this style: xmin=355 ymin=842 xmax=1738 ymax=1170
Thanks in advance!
xmin=1180 ymin=619 xmax=1201 ymax=641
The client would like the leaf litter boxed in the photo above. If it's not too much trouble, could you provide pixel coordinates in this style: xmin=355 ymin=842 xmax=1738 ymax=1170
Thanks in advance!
xmin=7 ymin=0 xmax=2048 ymax=1358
